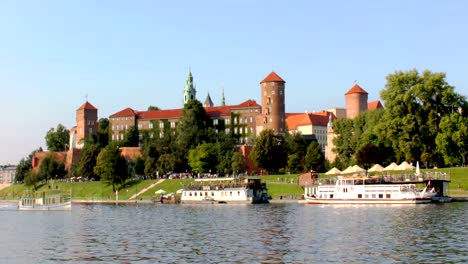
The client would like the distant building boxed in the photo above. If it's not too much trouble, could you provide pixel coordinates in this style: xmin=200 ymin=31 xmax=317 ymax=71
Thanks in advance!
xmin=109 ymin=71 xmax=288 ymax=145
xmin=285 ymin=111 xmax=336 ymax=152
xmin=69 ymin=101 xmax=99 ymax=149
xmin=345 ymin=84 xmax=368 ymax=119
xmin=0 ymin=165 xmax=16 ymax=184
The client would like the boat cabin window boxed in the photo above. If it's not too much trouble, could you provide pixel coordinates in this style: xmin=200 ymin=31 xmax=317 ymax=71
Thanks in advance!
xmin=211 ymin=192 xmax=214 ymax=196
xmin=200 ymin=192 xmax=203 ymax=197
xmin=330 ymin=194 xmax=334 ymax=199
xmin=205 ymin=192 xmax=208 ymax=196
xmin=238 ymin=191 xmax=240 ymax=196
xmin=365 ymin=194 xmax=369 ymax=198
xmin=190 ymin=192 xmax=192 ymax=196
xmin=379 ymin=194 xmax=383 ymax=199
xmin=386 ymin=193 xmax=391 ymax=199
xmin=358 ymin=194 xmax=362 ymax=199
xmin=230 ymin=191 xmax=232 ymax=196
xmin=194 ymin=192 xmax=197 ymax=196
xmin=345 ymin=180 xmax=353 ymax=185
xmin=372 ymin=194 xmax=377 ymax=198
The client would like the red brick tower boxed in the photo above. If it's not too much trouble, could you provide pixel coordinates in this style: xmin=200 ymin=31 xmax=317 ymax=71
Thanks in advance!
xmin=259 ymin=71 xmax=286 ymax=134
xmin=75 ymin=101 xmax=98 ymax=148
xmin=345 ymin=84 xmax=368 ymax=119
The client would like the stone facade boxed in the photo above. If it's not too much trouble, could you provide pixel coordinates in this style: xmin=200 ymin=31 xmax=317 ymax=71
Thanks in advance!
xmin=70 ymin=101 xmax=99 ymax=149
xmin=0 ymin=165 xmax=16 ymax=183
xmin=257 ymin=71 xmax=286 ymax=135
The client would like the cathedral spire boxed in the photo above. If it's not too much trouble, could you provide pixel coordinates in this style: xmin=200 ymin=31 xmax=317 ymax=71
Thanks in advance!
xmin=221 ymin=87 xmax=225 ymax=106
xmin=183 ymin=70 xmax=197 ymax=104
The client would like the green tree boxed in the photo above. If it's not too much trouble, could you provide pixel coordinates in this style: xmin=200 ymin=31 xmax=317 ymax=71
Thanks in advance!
xmin=23 ymin=170 xmax=40 ymax=191
xmin=231 ymin=151 xmax=247 ymax=175
xmin=379 ymin=69 xmax=468 ymax=164
xmin=176 ymin=100 xmax=208 ymax=152
xmin=156 ymin=154 xmax=177 ymax=176
xmin=122 ymin=126 xmax=139 ymax=147
xmin=131 ymin=157 xmax=145 ymax=176
xmin=15 ymin=149 xmax=37 ymax=183
xmin=188 ymin=143 xmax=218 ymax=173
xmin=94 ymin=143 xmax=129 ymax=192
xmin=304 ymin=141 xmax=326 ymax=172
xmin=45 ymin=124 xmax=70 ymax=151
xmin=76 ymin=143 xmax=101 ymax=180
xmin=97 ymin=118 xmax=110 ymax=147
xmin=355 ymin=143 xmax=381 ymax=169
xmin=147 ymin=106 xmax=160 ymax=111
xmin=436 ymin=113 xmax=468 ymax=166
xmin=250 ymin=129 xmax=287 ymax=174
xmin=37 ymin=152 xmax=66 ymax=181
xmin=285 ymin=132 xmax=308 ymax=172
xmin=287 ymin=153 xmax=303 ymax=173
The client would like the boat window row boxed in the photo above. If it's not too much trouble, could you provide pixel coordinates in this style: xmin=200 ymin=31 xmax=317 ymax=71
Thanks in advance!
xmin=185 ymin=191 xmax=242 ymax=197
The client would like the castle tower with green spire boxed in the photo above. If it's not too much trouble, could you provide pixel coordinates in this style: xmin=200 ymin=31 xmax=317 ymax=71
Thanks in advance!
xmin=183 ymin=70 xmax=197 ymax=104
xmin=221 ymin=87 xmax=225 ymax=106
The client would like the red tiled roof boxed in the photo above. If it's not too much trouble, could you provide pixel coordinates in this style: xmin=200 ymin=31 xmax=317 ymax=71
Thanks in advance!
xmin=261 ymin=71 xmax=285 ymax=83
xmin=286 ymin=112 xmax=336 ymax=130
xmin=345 ymin=84 xmax=368 ymax=95
xmin=138 ymin=109 xmax=182 ymax=120
xmin=77 ymin=101 xmax=97 ymax=111
xmin=110 ymin=107 xmax=138 ymax=118
xmin=234 ymin=99 xmax=260 ymax=108
xmin=368 ymin=100 xmax=384 ymax=110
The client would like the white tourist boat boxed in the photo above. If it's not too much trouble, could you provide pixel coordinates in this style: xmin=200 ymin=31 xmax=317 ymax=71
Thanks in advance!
xmin=18 ymin=192 xmax=72 ymax=211
xmin=181 ymin=177 xmax=269 ymax=204
xmin=303 ymin=173 xmax=451 ymax=204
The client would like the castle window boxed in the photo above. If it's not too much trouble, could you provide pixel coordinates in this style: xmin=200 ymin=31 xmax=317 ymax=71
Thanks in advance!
xmin=149 ymin=123 xmax=153 ymax=129
xmin=280 ymin=90 xmax=283 ymax=95
xmin=89 ymin=128 xmax=93 ymax=134
xmin=272 ymin=90 xmax=275 ymax=95
xmin=250 ymin=117 xmax=253 ymax=123
xmin=170 ymin=122 xmax=175 ymax=128
xmin=159 ymin=122 xmax=164 ymax=128
xmin=138 ymin=124 xmax=142 ymax=129
xmin=214 ymin=119 xmax=218 ymax=125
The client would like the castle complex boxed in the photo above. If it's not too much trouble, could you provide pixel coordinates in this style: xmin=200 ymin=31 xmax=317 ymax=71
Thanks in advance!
xmin=29 ymin=70 xmax=382 ymax=175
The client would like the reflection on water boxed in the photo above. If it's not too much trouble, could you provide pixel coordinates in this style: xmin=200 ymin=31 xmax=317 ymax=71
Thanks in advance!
xmin=0 ymin=202 xmax=466 ymax=263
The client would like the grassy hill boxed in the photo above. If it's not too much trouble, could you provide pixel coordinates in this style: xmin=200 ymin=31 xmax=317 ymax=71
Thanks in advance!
xmin=0 ymin=167 xmax=466 ymax=201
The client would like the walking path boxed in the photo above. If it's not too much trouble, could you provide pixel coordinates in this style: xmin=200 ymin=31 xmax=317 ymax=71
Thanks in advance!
xmin=128 ymin=179 xmax=165 ymax=200
xmin=0 ymin=184 xmax=11 ymax=191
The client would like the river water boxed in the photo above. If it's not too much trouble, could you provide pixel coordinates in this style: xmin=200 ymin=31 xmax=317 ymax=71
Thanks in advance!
xmin=0 ymin=202 xmax=466 ymax=263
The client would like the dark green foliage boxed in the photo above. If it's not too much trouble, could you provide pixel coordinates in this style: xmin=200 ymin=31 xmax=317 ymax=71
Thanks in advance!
xmin=176 ymin=100 xmax=208 ymax=151
xmin=356 ymin=143 xmax=381 ymax=169
xmin=45 ymin=124 xmax=69 ymax=151
xmin=380 ymin=69 xmax=467 ymax=164
xmin=77 ymin=143 xmax=101 ymax=180
xmin=304 ymin=141 xmax=326 ymax=172
xmin=156 ymin=154 xmax=178 ymax=175
xmin=94 ymin=143 xmax=129 ymax=192
xmin=436 ymin=113 xmax=468 ymax=166
xmin=15 ymin=150 xmax=37 ymax=183
xmin=122 ymin=126 xmax=139 ymax=147
xmin=231 ymin=151 xmax=247 ymax=175
xmin=250 ymin=129 xmax=287 ymax=174
xmin=23 ymin=170 xmax=40 ymax=191
xmin=147 ymin=106 xmax=160 ymax=111
xmin=97 ymin=118 xmax=110 ymax=147
xmin=188 ymin=143 xmax=218 ymax=173
xmin=131 ymin=157 xmax=145 ymax=176
xmin=285 ymin=132 xmax=308 ymax=173
xmin=37 ymin=152 xmax=66 ymax=181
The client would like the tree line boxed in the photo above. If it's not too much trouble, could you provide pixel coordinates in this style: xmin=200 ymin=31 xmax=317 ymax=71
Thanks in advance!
xmin=15 ymin=69 xmax=467 ymax=191
xmin=332 ymin=69 xmax=468 ymax=169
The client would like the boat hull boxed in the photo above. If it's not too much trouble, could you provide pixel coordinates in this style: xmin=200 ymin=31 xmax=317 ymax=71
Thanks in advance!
xmin=18 ymin=202 xmax=72 ymax=211
xmin=304 ymin=197 xmax=432 ymax=205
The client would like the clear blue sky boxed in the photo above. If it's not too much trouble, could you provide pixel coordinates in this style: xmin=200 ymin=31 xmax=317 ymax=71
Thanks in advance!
xmin=1 ymin=0 xmax=467 ymax=164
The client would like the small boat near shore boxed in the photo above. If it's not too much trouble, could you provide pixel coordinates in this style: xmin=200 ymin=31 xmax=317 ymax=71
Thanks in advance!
xmin=18 ymin=192 xmax=72 ymax=211
xmin=303 ymin=173 xmax=451 ymax=204
xmin=180 ymin=177 xmax=269 ymax=204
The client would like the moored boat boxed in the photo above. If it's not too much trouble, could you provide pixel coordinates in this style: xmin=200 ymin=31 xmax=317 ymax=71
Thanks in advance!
xmin=18 ymin=192 xmax=72 ymax=211
xmin=180 ymin=177 xmax=269 ymax=204
xmin=303 ymin=173 xmax=451 ymax=204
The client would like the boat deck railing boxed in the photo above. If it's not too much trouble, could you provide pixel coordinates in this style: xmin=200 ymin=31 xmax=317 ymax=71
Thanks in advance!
xmin=315 ymin=172 xmax=450 ymax=186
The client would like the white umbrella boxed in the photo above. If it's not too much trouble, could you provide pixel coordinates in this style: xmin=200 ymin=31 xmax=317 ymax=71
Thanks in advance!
xmin=325 ymin=167 xmax=342 ymax=175
xmin=368 ymin=164 xmax=384 ymax=172
xmin=342 ymin=165 xmax=366 ymax=174
xmin=155 ymin=189 xmax=166 ymax=194
xmin=395 ymin=161 xmax=415 ymax=171
xmin=341 ymin=166 xmax=354 ymax=174
xmin=176 ymin=189 xmax=184 ymax=194
xmin=383 ymin=162 xmax=398 ymax=171
xmin=415 ymin=161 xmax=421 ymax=176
